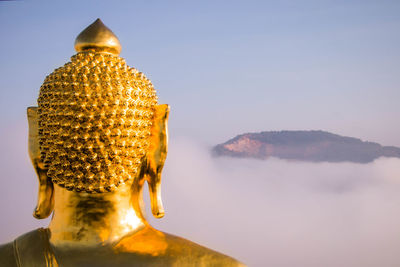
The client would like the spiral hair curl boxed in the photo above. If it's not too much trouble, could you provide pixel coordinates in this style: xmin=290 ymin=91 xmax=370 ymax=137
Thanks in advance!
xmin=38 ymin=51 xmax=157 ymax=193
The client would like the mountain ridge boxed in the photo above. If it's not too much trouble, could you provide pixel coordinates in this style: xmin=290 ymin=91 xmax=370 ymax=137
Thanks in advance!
xmin=212 ymin=130 xmax=400 ymax=163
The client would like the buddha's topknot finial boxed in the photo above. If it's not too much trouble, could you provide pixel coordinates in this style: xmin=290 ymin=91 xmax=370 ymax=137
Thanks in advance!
xmin=74 ymin=18 xmax=122 ymax=55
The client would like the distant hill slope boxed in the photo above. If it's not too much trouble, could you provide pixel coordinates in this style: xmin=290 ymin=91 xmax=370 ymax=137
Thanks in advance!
xmin=212 ymin=130 xmax=400 ymax=163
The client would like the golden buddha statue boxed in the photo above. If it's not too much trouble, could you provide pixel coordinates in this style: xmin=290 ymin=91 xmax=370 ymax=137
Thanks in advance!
xmin=0 ymin=19 xmax=244 ymax=267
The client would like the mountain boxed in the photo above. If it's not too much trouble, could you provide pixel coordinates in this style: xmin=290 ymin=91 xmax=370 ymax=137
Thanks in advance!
xmin=212 ymin=130 xmax=400 ymax=163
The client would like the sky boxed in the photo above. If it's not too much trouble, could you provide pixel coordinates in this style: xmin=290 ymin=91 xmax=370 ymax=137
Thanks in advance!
xmin=0 ymin=0 xmax=399 ymax=146
xmin=0 ymin=1 xmax=400 ymax=266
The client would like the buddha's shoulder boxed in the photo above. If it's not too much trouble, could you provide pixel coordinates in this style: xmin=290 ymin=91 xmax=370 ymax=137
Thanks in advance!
xmin=115 ymin=227 xmax=246 ymax=266
xmin=0 ymin=228 xmax=246 ymax=266
xmin=0 ymin=228 xmax=51 ymax=267
xmin=163 ymin=232 xmax=245 ymax=266
xmin=0 ymin=241 xmax=17 ymax=267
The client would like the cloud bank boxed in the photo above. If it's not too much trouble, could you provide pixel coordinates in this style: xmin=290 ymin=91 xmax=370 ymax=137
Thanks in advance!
xmin=148 ymin=138 xmax=400 ymax=267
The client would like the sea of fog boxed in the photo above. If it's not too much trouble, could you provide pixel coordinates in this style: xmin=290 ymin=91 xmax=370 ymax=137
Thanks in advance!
xmin=148 ymin=138 xmax=400 ymax=267
xmin=1 ymin=124 xmax=400 ymax=267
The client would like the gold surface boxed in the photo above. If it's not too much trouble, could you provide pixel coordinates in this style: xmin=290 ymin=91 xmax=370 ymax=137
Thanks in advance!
xmin=28 ymin=107 xmax=55 ymax=219
xmin=37 ymin=50 xmax=157 ymax=193
xmin=75 ymin=18 xmax=122 ymax=55
xmin=0 ymin=19 xmax=245 ymax=266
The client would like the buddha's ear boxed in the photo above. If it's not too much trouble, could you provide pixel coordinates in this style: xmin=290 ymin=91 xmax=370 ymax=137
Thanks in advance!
xmin=144 ymin=104 xmax=170 ymax=219
xmin=27 ymin=107 xmax=54 ymax=219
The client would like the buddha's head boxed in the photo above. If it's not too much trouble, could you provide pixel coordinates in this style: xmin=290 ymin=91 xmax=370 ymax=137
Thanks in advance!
xmin=27 ymin=19 xmax=169 ymax=221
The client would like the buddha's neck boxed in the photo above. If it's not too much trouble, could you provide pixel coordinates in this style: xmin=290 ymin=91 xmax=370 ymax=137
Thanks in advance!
xmin=48 ymin=184 xmax=147 ymax=247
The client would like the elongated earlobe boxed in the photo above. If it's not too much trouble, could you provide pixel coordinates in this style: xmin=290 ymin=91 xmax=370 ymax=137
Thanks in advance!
xmin=27 ymin=107 xmax=54 ymax=219
xmin=145 ymin=104 xmax=170 ymax=218
xmin=130 ymin=104 xmax=170 ymax=220
xmin=33 ymin=168 xmax=54 ymax=219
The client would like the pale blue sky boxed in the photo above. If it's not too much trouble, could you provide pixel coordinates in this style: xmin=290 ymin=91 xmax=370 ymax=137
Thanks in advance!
xmin=0 ymin=0 xmax=399 ymax=146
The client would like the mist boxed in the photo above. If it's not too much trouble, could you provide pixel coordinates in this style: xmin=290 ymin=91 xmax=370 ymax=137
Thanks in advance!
xmin=148 ymin=138 xmax=400 ymax=267
xmin=1 ymin=122 xmax=400 ymax=267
